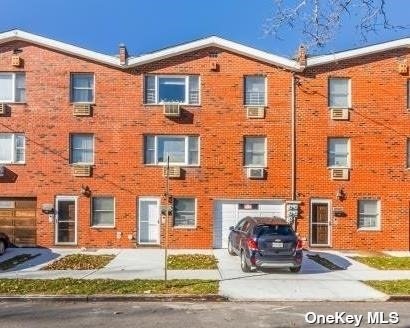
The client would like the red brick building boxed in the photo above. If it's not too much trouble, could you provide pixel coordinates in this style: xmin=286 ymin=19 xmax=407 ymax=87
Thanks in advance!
xmin=0 ymin=30 xmax=408 ymax=250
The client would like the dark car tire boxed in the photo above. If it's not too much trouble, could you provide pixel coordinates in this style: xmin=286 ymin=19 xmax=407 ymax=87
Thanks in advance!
xmin=228 ymin=239 xmax=236 ymax=256
xmin=240 ymin=250 xmax=251 ymax=273
xmin=290 ymin=266 xmax=301 ymax=273
xmin=0 ymin=240 xmax=6 ymax=255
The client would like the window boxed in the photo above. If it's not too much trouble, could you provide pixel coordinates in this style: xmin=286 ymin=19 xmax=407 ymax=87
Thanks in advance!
xmin=0 ymin=133 xmax=25 ymax=164
xmin=245 ymin=76 xmax=266 ymax=106
xmin=144 ymin=75 xmax=200 ymax=105
xmin=92 ymin=197 xmax=115 ymax=227
xmin=244 ymin=137 xmax=266 ymax=167
xmin=328 ymin=138 xmax=350 ymax=168
xmin=144 ymin=135 xmax=199 ymax=166
xmin=329 ymin=78 xmax=350 ymax=108
xmin=358 ymin=200 xmax=380 ymax=230
xmin=173 ymin=198 xmax=196 ymax=227
xmin=408 ymin=138 xmax=410 ymax=168
xmin=71 ymin=73 xmax=94 ymax=103
xmin=0 ymin=73 xmax=25 ymax=102
xmin=407 ymin=80 xmax=410 ymax=109
xmin=70 ymin=134 xmax=94 ymax=164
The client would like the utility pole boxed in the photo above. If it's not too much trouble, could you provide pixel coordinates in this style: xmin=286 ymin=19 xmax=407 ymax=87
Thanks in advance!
xmin=164 ymin=155 xmax=170 ymax=285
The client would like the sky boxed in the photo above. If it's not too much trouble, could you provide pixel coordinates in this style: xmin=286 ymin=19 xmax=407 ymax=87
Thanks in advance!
xmin=0 ymin=0 xmax=408 ymax=58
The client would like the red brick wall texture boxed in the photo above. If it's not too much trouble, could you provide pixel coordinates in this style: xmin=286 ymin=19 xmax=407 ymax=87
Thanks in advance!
xmin=0 ymin=38 xmax=409 ymax=250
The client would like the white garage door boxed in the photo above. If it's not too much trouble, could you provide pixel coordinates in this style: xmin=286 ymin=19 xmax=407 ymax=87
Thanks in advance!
xmin=213 ymin=200 xmax=285 ymax=248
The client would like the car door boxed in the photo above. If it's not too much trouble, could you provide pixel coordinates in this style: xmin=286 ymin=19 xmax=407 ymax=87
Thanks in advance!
xmin=237 ymin=221 xmax=252 ymax=251
xmin=231 ymin=218 xmax=247 ymax=251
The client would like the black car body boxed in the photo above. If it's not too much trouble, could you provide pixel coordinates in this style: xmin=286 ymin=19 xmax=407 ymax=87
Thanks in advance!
xmin=0 ymin=232 xmax=9 ymax=255
xmin=227 ymin=217 xmax=303 ymax=272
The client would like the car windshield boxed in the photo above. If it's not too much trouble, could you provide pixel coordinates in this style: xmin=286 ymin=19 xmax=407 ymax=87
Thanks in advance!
xmin=254 ymin=224 xmax=294 ymax=237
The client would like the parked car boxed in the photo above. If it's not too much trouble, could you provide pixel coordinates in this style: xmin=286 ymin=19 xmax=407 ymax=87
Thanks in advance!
xmin=0 ymin=232 xmax=9 ymax=255
xmin=227 ymin=217 xmax=303 ymax=273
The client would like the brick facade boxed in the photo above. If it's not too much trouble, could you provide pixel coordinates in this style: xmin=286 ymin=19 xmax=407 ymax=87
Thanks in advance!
xmin=0 ymin=33 xmax=409 ymax=250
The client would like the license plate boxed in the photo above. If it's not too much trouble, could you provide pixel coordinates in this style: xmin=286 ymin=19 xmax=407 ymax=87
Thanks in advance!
xmin=272 ymin=242 xmax=283 ymax=248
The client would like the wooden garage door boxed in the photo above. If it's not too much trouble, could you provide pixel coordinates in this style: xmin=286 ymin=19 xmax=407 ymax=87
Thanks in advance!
xmin=0 ymin=198 xmax=36 ymax=247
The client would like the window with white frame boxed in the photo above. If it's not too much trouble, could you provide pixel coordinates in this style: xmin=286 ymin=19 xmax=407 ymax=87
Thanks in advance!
xmin=173 ymin=198 xmax=196 ymax=227
xmin=245 ymin=76 xmax=266 ymax=106
xmin=0 ymin=133 xmax=25 ymax=164
xmin=329 ymin=78 xmax=350 ymax=108
xmin=0 ymin=73 xmax=25 ymax=103
xmin=71 ymin=73 xmax=94 ymax=103
xmin=244 ymin=137 xmax=266 ymax=167
xmin=92 ymin=197 xmax=115 ymax=227
xmin=358 ymin=199 xmax=380 ymax=229
xmin=144 ymin=75 xmax=200 ymax=104
xmin=144 ymin=135 xmax=199 ymax=166
xmin=328 ymin=138 xmax=350 ymax=168
xmin=70 ymin=134 xmax=94 ymax=164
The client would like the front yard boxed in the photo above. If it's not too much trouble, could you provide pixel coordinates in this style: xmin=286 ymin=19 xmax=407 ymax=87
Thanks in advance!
xmin=167 ymin=254 xmax=218 ymax=270
xmin=42 ymin=254 xmax=115 ymax=270
xmin=365 ymin=280 xmax=410 ymax=295
xmin=352 ymin=256 xmax=410 ymax=270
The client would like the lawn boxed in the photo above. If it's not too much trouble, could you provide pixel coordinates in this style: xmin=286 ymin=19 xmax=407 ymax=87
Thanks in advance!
xmin=0 ymin=279 xmax=218 ymax=295
xmin=167 ymin=254 xmax=218 ymax=270
xmin=42 ymin=254 xmax=115 ymax=270
xmin=365 ymin=280 xmax=410 ymax=295
xmin=352 ymin=256 xmax=410 ymax=270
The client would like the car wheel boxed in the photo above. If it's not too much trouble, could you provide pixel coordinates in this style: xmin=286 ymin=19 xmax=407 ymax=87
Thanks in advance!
xmin=0 ymin=240 xmax=5 ymax=255
xmin=228 ymin=239 xmax=236 ymax=256
xmin=240 ymin=250 xmax=251 ymax=273
xmin=290 ymin=266 xmax=301 ymax=273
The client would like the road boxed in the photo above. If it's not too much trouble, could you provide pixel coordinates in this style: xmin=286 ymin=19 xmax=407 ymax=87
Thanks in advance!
xmin=0 ymin=301 xmax=409 ymax=328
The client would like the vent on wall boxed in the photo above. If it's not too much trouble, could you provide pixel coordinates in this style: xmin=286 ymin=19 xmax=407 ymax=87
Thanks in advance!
xmin=73 ymin=104 xmax=91 ymax=116
xmin=72 ymin=165 xmax=92 ymax=177
xmin=331 ymin=168 xmax=349 ymax=180
xmin=163 ymin=166 xmax=181 ymax=178
xmin=398 ymin=60 xmax=408 ymax=74
xmin=330 ymin=108 xmax=349 ymax=120
xmin=0 ymin=103 xmax=6 ymax=115
xmin=246 ymin=107 xmax=265 ymax=119
xmin=163 ymin=103 xmax=181 ymax=117
xmin=11 ymin=55 xmax=22 ymax=67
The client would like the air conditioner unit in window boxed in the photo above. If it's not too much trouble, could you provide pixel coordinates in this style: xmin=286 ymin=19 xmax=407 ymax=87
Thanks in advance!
xmin=246 ymin=106 xmax=265 ymax=119
xmin=331 ymin=168 xmax=349 ymax=180
xmin=247 ymin=167 xmax=265 ymax=179
xmin=330 ymin=108 xmax=349 ymax=120
xmin=163 ymin=103 xmax=181 ymax=117
xmin=0 ymin=103 xmax=6 ymax=115
xmin=73 ymin=103 xmax=91 ymax=116
xmin=163 ymin=166 xmax=181 ymax=178
xmin=72 ymin=165 xmax=92 ymax=177
xmin=0 ymin=165 xmax=5 ymax=177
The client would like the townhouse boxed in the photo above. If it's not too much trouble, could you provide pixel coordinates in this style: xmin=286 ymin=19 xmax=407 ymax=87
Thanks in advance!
xmin=0 ymin=30 xmax=409 ymax=250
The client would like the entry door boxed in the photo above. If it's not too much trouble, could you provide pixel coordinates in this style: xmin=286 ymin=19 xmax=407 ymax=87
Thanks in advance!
xmin=138 ymin=198 xmax=160 ymax=244
xmin=311 ymin=201 xmax=330 ymax=246
xmin=55 ymin=196 xmax=77 ymax=245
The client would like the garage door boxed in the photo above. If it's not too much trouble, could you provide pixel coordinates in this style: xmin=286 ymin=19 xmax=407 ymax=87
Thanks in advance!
xmin=0 ymin=198 xmax=37 ymax=247
xmin=213 ymin=200 xmax=285 ymax=248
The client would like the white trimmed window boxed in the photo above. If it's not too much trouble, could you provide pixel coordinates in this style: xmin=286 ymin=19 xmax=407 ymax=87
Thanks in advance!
xmin=173 ymin=198 xmax=196 ymax=227
xmin=70 ymin=134 xmax=94 ymax=165
xmin=329 ymin=78 xmax=351 ymax=108
xmin=328 ymin=138 xmax=350 ymax=168
xmin=245 ymin=76 xmax=266 ymax=106
xmin=92 ymin=197 xmax=115 ymax=227
xmin=244 ymin=137 xmax=266 ymax=167
xmin=144 ymin=75 xmax=200 ymax=105
xmin=0 ymin=73 xmax=25 ymax=103
xmin=358 ymin=200 xmax=380 ymax=230
xmin=71 ymin=73 xmax=94 ymax=103
xmin=144 ymin=135 xmax=199 ymax=166
xmin=0 ymin=133 xmax=25 ymax=164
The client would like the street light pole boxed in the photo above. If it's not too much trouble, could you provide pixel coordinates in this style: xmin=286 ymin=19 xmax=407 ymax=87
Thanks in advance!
xmin=164 ymin=155 xmax=170 ymax=285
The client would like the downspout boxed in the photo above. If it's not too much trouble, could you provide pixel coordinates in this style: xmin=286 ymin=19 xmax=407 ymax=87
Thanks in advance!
xmin=291 ymin=73 xmax=296 ymax=201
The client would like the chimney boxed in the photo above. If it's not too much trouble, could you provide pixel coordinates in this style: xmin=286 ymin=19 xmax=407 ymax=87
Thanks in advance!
xmin=297 ymin=45 xmax=307 ymax=67
xmin=119 ymin=43 xmax=128 ymax=66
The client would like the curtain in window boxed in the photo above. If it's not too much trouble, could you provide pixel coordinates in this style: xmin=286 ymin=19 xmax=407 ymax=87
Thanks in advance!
xmin=0 ymin=134 xmax=12 ymax=162
xmin=245 ymin=137 xmax=265 ymax=166
xmin=329 ymin=79 xmax=349 ymax=107
xmin=71 ymin=134 xmax=93 ymax=164
xmin=157 ymin=137 xmax=185 ymax=163
xmin=0 ymin=74 xmax=13 ymax=102
xmin=245 ymin=76 xmax=265 ymax=105
xmin=72 ymin=74 xmax=94 ymax=102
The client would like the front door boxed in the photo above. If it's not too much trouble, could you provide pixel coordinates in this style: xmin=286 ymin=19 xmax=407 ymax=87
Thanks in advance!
xmin=311 ymin=201 xmax=330 ymax=246
xmin=55 ymin=196 xmax=77 ymax=245
xmin=138 ymin=198 xmax=160 ymax=244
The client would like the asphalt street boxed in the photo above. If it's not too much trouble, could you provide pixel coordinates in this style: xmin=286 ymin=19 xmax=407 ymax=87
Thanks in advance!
xmin=0 ymin=301 xmax=409 ymax=328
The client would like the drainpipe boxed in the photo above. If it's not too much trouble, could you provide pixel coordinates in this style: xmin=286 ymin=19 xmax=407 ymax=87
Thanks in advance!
xmin=291 ymin=73 xmax=296 ymax=201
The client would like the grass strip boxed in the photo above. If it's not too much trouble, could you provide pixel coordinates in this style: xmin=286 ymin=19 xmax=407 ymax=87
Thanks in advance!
xmin=306 ymin=254 xmax=344 ymax=270
xmin=42 ymin=254 xmax=115 ymax=270
xmin=365 ymin=280 xmax=410 ymax=295
xmin=0 ymin=254 xmax=40 ymax=271
xmin=0 ymin=278 xmax=218 ymax=295
xmin=352 ymin=256 xmax=410 ymax=270
xmin=167 ymin=254 xmax=218 ymax=270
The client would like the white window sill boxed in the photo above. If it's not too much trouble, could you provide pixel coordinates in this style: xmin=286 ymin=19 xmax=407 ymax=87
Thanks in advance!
xmin=244 ymin=165 xmax=267 ymax=168
xmin=145 ymin=164 xmax=200 ymax=167
xmin=91 ymin=225 xmax=115 ymax=229
xmin=0 ymin=162 xmax=25 ymax=165
xmin=328 ymin=166 xmax=350 ymax=169
xmin=0 ymin=102 xmax=26 ymax=105
xmin=172 ymin=226 xmax=197 ymax=230
xmin=244 ymin=104 xmax=267 ymax=107
xmin=357 ymin=228 xmax=381 ymax=232
xmin=143 ymin=103 xmax=201 ymax=107
xmin=328 ymin=107 xmax=351 ymax=110
xmin=70 ymin=163 xmax=94 ymax=166
xmin=71 ymin=102 xmax=95 ymax=105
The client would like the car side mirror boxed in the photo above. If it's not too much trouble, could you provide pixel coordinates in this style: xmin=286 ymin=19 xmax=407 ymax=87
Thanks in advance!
xmin=229 ymin=226 xmax=234 ymax=231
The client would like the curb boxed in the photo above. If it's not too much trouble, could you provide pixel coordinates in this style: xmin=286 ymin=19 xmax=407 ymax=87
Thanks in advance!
xmin=388 ymin=295 xmax=410 ymax=302
xmin=0 ymin=294 xmax=227 ymax=303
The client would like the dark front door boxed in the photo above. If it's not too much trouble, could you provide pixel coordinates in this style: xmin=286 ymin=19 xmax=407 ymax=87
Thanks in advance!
xmin=56 ymin=197 xmax=77 ymax=244
xmin=311 ymin=202 xmax=330 ymax=246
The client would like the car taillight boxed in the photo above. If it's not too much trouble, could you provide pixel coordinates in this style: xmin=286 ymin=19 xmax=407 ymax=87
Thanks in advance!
xmin=247 ymin=238 xmax=258 ymax=251
xmin=296 ymin=239 xmax=303 ymax=250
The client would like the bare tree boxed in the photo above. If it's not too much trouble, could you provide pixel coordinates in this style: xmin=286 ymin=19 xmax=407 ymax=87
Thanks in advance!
xmin=264 ymin=0 xmax=407 ymax=49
